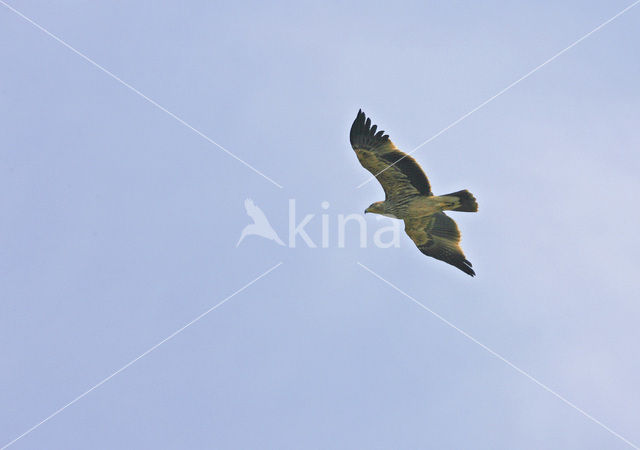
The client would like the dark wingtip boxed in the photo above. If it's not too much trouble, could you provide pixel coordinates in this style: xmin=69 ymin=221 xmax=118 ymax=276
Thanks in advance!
xmin=350 ymin=110 xmax=389 ymax=149
xmin=461 ymin=259 xmax=475 ymax=277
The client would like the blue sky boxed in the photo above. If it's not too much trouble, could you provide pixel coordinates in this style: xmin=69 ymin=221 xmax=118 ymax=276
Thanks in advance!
xmin=2 ymin=1 xmax=640 ymax=449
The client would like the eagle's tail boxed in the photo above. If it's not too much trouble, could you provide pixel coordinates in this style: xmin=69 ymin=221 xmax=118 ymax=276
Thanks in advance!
xmin=440 ymin=190 xmax=478 ymax=212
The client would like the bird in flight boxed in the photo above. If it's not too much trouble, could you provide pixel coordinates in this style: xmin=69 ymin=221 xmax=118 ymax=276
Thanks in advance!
xmin=350 ymin=110 xmax=478 ymax=276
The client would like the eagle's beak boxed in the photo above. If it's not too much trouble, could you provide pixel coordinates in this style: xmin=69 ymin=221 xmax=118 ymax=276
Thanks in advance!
xmin=364 ymin=209 xmax=369 ymax=214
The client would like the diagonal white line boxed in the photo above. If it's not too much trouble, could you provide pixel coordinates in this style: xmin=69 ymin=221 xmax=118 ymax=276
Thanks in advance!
xmin=0 ymin=0 xmax=283 ymax=189
xmin=0 ymin=262 xmax=283 ymax=450
xmin=356 ymin=0 xmax=640 ymax=189
xmin=357 ymin=262 xmax=639 ymax=450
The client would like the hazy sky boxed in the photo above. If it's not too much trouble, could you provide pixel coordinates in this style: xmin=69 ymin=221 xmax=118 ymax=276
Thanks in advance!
xmin=2 ymin=1 xmax=640 ymax=449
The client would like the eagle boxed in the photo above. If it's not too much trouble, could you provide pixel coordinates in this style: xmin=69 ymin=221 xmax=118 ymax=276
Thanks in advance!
xmin=350 ymin=110 xmax=478 ymax=276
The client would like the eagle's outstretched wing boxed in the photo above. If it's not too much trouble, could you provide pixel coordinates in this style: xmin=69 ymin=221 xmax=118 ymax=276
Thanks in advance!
xmin=404 ymin=212 xmax=475 ymax=276
xmin=350 ymin=110 xmax=432 ymax=200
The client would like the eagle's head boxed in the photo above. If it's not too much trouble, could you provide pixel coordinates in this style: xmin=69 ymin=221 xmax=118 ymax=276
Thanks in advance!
xmin=365 ymin=201 xmax=386 ymax=215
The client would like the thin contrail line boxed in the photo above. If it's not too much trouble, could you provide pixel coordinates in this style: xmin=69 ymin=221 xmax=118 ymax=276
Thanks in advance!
xmin=356 ymin=0 xmax=640 ymax=189
xmin=0 ymin=0 xmax=283 ymax=189
xmin=1 ymin=262 xmax=283 ymax=450
xmin=357 ymin=262 xmax=639 ymax=450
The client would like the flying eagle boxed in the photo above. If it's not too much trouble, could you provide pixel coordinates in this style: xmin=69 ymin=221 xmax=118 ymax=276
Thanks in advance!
xmin=350 ymin=110 xmax=478 ymax=276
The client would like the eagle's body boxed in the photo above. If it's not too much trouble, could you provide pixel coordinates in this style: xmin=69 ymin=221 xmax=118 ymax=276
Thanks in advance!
xmin=350 ymin=110 xmax=478 ymax=276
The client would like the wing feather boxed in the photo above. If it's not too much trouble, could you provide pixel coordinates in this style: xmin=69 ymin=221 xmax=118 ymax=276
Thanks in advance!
xmin=350 ymin=110 xmax=432 ymax=199
xmin=404 ymin=212 xmax=475 ymax=276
